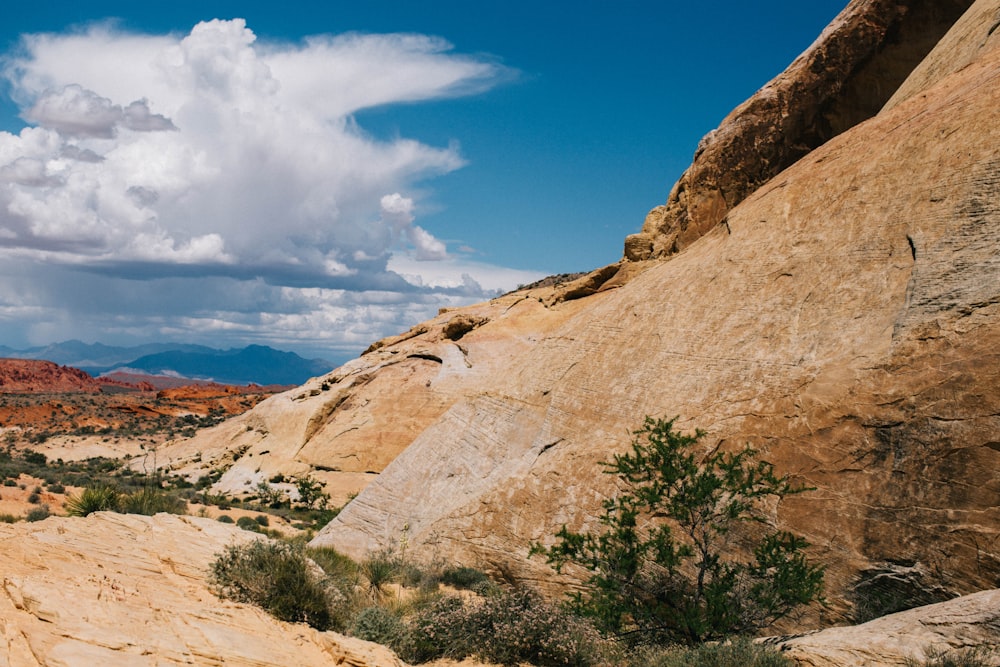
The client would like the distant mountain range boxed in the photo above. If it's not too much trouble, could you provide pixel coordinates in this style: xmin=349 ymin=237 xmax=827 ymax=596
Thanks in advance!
xmin=0 ymin=340 xmax=335 ymax=386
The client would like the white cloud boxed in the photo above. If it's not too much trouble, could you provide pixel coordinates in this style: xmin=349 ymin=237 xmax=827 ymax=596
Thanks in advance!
xmin=0 ymin=19 xmax=545 ymax=359
xmin=0 ymin=18 xmax=502 ymax=281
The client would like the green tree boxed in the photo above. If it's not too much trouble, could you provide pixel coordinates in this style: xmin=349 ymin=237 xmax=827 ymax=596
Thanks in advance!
xmin=534 ymin=416 xmax=823 ymax=646
xmin=294 ymin=476 xmax=330 ymax=510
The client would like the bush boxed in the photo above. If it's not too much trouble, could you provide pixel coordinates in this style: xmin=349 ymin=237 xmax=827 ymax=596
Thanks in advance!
xmin=441 ymin=566 xmax=490 ymax=590
xmin=350 ymin=606 xmax=411 ymax=655
xmin=65 ymin=484 xmax=122 ymax=516
xmin=210 ymin=540 xmax=333 ymax=630
xmin=27 ymin=492 xmax=41 ymax=504
xmin=25 ymin=505 xmax=51 ymax=522
xmin=217 ymin=514 xmax=235 ymax=523
xmin=119 ymin=487 xmax=187 ymax=516
xmin=0 ymin=513 xmax=18 ymax=523
xmin=630 ymin=637 xmax=792 ymax=667
xmin=905 ymin=646 xmax=997 ymax=667
xmin=408 ymin=588 xmax=609 ymax=666
xmin=534 ymin=416 xmax=824 ymax=646
xmin=254 ymin=514 xmax=269 ymax=526
xmin=47 ymin=483 xmax=65 ymax=494
xmin=237 ymin=515 xmax=262 ymax=532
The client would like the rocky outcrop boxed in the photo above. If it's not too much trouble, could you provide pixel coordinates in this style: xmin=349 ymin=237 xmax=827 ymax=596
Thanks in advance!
xmin=299 ymin=0 xmax=1000 ymax=623
xmin=145 ymin=0 xmax=1000 ymax=631
xmin=0 ymin=359 xmax=102 ymax=393
xmin=778 ymin=588 xmax=1000 ymax=666
xmin=624 ymin=0 xmax=973 ymax=261
xmin=0 ymin=513 xmax=405 ymax=666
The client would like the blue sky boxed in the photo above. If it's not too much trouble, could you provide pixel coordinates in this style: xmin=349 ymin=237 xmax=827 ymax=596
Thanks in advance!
xmin=0 ymin=1 xmax=845 ymax=363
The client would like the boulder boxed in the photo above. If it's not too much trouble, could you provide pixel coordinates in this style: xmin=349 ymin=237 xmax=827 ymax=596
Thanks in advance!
xmin=778 ymin=588 xmax=1000 ymax=666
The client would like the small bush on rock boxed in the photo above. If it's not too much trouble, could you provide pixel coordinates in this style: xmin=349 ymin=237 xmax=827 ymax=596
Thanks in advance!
xmin=25 ymin=505 xmax=50 ymax=522
xmin=210 ymin=540 xmax=333 ymax=630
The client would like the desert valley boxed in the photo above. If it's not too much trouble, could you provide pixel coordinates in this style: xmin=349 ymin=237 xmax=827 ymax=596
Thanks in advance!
xmin=1 ymin=0 xmax=999 ymax=665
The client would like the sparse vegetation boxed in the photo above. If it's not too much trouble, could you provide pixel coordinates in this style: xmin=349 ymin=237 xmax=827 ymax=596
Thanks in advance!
xmin=533 ymin=416 xmax=824 ymax=646
xmin=440 ymin=565 xmax=490 ymax=590
xmin=25 ymin=504 xmax=51 ymax=522
xmin=905 ymin=646 xmax=997 ymax=667
xmin=65 ymin=483 xmax=186 ymax=517
xmin=627 ymin=637 xmax=792 ymax=667
xmin=210 ymin=539 xmax=334 ymax=630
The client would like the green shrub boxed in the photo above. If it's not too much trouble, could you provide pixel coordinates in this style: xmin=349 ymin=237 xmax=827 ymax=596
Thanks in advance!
xmin=210 ymin=540 xmax=333 ymax=630
xmin=630 ymin=638 xmax=792 ymax=667
xmin=2 ymin=479 xmax=16 ymax=487
xmin=217 ymin=514 xmax=235 ymax=523
xmin=441 ymin=565 xmax=489 ymax=590
xmin=47 ymin=483 xmax=65 ymax=494
xmin=237 ymin=515 xmax=262 ymax=532
xmin=350 ymin=606 xmax=411 ymax=655
xmin=534 ymin=416 xmax=824 ymax=646
xmin=119 ymin=487 xmax=187 ymax=516
xmin=65 ymin=484 xmax=122 ymax=516
xmin=0 ymin=513 xmax=18 ymax=523
xmin=25 ymin=505 xmax=50 ymax=522
xmin=905 ymin=646 xmax=997 ymax=667
xmin=408 ymin=589 xmax=608 ymax=666
xmin=254 ymin=514 xmax=269 ymax=526
xmin=27 ymin=492 xmax=40 ymax=504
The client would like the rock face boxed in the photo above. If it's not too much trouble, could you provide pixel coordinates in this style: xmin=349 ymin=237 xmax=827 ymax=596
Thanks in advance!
xmin=0 ymin=513 xmax=404 ymax=666
xmin=624 ymin=0 xmax=973 ymax=261
xmin=778 ymin=588 xmax=1000 ymax=666
xmin=155 ymin=0 xmax=1000 ymax=629
xmin=304 ymin=0 xmax=1000 ymax=620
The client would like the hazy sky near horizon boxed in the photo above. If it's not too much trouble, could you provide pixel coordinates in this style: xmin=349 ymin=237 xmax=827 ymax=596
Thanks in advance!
xmin=0 ymin=1 xmax=846 ymax=363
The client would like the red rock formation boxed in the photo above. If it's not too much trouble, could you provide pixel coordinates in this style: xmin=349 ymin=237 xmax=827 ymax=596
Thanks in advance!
xmin=0 ymin=359 xmax=102 ymax=393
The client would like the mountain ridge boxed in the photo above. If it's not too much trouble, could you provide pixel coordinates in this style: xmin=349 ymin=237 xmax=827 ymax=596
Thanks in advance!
xmin=1 ymin=341 xmax=334 ymax=386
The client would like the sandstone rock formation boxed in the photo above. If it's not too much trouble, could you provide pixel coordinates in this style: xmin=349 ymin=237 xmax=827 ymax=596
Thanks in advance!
xmin=0 ymin=359 xmax=103 ymax=393
xmin=153 ymin=0 xmax=1000 ymax=629
xmin=304 ymin=0 xmax=1000 ymax=619
xmin=778 ymin=588 xmax=1000 ymax=666
xmin=624 ymin=0 xmax=973 ymax=260
xmin=0 ymin=513 xmax=405 ymax=666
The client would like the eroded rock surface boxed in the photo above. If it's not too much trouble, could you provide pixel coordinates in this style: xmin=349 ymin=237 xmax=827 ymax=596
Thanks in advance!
xmin=307 ymin=0 xmax=1000 ymax=622
xmin=0 ymin=513 xmax=405 ymax=666
xmin=779 ymin=588 xmax=1000 ymax=666
xmin=624 ymin=0 xmax=973 ymax=260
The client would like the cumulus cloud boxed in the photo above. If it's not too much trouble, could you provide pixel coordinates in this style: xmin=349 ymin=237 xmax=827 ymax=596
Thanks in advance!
xmin=0 ymin=18 xmax=499 ymax=282
xmin=0 ymin=19 xmax=546 ymax=358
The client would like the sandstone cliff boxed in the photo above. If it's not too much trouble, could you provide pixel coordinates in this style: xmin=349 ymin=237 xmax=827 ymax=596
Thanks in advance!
xmin=152 ymin=0 xmax=1000 ymax=627
xmin=624 ymin=0 xmax=973 ymax=260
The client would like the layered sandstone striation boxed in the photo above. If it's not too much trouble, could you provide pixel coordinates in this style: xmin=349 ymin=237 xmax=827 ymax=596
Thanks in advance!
xmin=778 ymin=588 xmax=1000 ymax=666
xmin=0 ymin=513 xmax=405 ymax=666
